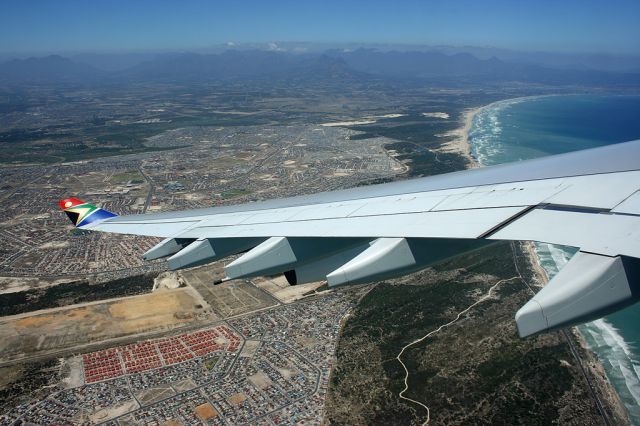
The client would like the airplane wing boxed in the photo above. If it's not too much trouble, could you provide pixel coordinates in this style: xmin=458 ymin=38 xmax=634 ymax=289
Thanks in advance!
xmin=59 ymin=140 xmax=640 ymax=337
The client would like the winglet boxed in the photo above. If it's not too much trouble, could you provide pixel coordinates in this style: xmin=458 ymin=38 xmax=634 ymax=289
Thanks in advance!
xmin=58 ymin=197 xmax=117 ymax=228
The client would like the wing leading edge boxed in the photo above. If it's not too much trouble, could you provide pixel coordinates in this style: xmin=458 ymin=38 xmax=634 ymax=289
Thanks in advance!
xmin=60 ymin=140 xmax=640 ymax=337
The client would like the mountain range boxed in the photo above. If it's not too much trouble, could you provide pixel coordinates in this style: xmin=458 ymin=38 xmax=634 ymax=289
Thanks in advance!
xmin=0 ymin=49 xmax=638 ymax=88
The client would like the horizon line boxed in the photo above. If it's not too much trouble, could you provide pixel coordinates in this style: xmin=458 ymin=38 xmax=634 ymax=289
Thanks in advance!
xmin=1 ymin=41 xmax=639 ymax=58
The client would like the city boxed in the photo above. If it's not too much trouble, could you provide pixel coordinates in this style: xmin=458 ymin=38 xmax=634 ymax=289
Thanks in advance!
xmin=0 ymin=124 xmax=403 ymax=278
xmin=1 ymin=290 xmax=365 ymax=425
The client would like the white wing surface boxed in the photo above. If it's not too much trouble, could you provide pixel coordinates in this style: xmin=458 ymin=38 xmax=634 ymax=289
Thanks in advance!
xmin=60 ymin=140 xmax=640 ymax=337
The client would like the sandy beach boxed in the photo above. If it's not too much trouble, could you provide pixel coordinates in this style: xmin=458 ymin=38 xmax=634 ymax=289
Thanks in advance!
xmin=320 ymin=113 xmax=407 ymax=127
xmin=435 ymin=107 xmax=482 ymax=168
xmin=320 ymin=119 xmax=377 ymax=127
xmin=440 ymin=95 xmax=558 ymax=169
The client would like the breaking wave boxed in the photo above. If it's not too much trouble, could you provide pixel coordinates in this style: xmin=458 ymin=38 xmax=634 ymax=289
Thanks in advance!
xmin=580 ymin=320 xmax=640 ymax=421
xmin=468 ymin=99 xmax=519 ymax=166
xmin=468 ymin=97 xmax=640 ymax=424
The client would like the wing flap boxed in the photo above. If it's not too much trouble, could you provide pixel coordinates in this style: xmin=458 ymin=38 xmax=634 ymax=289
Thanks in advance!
xmin=612 ymin=191 xmax=640 ymax=214
xmin=489 ymin=209 xmax=640 ymax=258
xmin=542 ymin=171 xmax=640 ymax=209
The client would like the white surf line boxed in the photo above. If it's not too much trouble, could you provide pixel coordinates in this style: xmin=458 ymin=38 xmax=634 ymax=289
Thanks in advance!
xmin=396 ymin=276 xmax=519 ymax=425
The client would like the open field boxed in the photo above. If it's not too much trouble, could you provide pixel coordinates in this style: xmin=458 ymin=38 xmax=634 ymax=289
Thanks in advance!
xmin=0 ymin=287 xmax=213 ymax=363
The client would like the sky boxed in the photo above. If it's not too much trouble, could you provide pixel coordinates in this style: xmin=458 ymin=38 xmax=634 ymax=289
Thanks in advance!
xmin=1 ymin=0 xmax=639 ymax=55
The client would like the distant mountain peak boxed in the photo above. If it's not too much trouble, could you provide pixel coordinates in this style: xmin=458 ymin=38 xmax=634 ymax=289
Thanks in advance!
xmin=0 ymin=49 xmax=637 ymax=88
xmin=0 ymin=54 xmax=102 ymax=84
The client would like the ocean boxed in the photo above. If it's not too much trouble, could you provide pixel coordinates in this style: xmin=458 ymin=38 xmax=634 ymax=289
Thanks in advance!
xmin=468 ymin=94 xmax=640 ymax=423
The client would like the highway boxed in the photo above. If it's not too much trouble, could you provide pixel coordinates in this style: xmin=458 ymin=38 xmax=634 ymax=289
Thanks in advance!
xmin=138 ymin=166 xmax=155 ymax=213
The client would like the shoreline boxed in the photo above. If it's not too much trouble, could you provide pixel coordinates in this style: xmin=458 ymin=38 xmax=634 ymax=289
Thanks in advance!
xmin=440 ymin=94 xmax=561 ymax=169
xmin=435 ymin=106 xmax=481 ymax=168
xmin=456 ymin=95 xmax=631 ymax=424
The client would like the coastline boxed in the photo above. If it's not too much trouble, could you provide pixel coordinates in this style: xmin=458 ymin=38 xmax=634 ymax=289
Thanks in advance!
xmin=442 ymin=95 xmax=561 ymax=168
xmin=456 ymin=96 xmax=631 ymax=425
xmin=435 ymin=106 xmax=481 ymax=168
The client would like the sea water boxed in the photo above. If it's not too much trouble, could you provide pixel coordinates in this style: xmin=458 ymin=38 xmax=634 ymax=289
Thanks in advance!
xmin=468 ymin=94 xmax=640 ymax=423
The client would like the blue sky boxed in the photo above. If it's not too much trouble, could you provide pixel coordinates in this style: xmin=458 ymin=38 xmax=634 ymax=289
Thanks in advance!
xmin=1 ymin=0 xmax=639 ymax=54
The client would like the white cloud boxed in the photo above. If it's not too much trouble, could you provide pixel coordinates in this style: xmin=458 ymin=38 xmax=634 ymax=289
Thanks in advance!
xmin=266 ymin=42 xmax=285 ymax=52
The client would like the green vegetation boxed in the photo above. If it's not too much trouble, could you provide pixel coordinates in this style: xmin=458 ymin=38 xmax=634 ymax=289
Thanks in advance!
xmin=0 ymin=273 xmax=156 ymax=316
xmin=346 ymin=132 xmax=376 ymax=141
xmin=389 ymin=142 xmax=469 ymax=177
xmin=325 ymin=243 xmax=607 ymax=424
xmin=204 ymin=356 xmax=220 ymax=371
xmin=0 ymin=109 xmax=272 ymax=164
xmin=110 ymin=171 xmax=143 ymax=183
xmin=220 ymin=188 xmax=252 ymax=199
xmin=347 ymin=111 xmax=471 ymax=177
xmin=350 ymin=122 xmax=453 ymax=148
xmin=0 ymin=359 xmax=59 ymax=414
xmin=0 ymin=138 xmax=180 ymax=165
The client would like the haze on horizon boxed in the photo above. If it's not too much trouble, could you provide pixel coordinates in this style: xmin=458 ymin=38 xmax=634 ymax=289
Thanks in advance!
xmin=1 ymin=0 xmax=639 ymax=56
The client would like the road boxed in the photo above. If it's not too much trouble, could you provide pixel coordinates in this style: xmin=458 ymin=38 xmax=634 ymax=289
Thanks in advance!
xmin=138 ymin=166 xmax=154 ymax=213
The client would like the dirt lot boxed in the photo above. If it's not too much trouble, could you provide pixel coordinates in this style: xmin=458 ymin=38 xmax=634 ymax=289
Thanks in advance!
xmin=252 ymin=275 xmax=324 ymax=303
xmin=228 ymin=393 xmax=247 ymax=406
xmin=0 ymin=287 xmax=213 ymax=363
xmin=195 ymin=402 xmax=219 ymax=420
xmin=0 ymin=275 xmax=76 ymax=295
xmin=136 ymin=385 xmax=175 ymax=405
xmin=239 ymin=340 xmax=260 ymax=358
xmin=249 ymin=371 xmax=273 ymax=390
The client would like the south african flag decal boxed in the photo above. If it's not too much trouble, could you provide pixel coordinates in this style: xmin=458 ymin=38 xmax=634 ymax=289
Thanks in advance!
xmin=58 ymin=197 xmax=117 ymax=227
